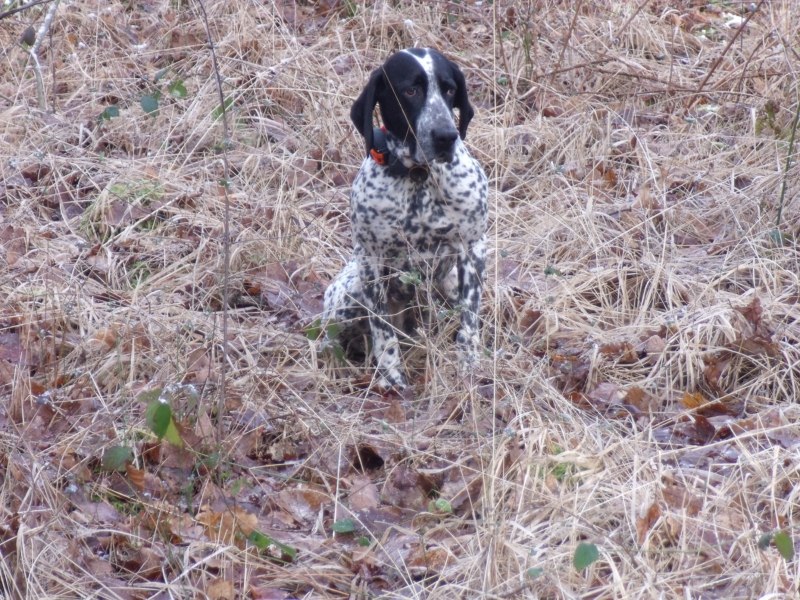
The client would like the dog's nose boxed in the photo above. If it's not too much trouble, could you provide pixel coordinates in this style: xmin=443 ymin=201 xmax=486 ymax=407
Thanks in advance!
xmin=432 ymin=128 xmax=458 ymax=161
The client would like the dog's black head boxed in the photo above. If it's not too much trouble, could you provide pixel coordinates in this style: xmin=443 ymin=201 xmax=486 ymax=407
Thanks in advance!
xmin=350 ymin=48 xmax=475 ymax=165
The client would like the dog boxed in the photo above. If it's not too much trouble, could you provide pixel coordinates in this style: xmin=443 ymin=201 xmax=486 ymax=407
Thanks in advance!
xmin=323 ymin=48 xmax=488 ymax=390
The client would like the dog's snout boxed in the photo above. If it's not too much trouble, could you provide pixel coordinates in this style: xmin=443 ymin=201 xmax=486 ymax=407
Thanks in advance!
xmin=432 ymin=127 xmax=458 ymax=161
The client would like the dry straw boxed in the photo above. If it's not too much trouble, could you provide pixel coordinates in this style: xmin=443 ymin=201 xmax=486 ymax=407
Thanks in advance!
xmin=0 ymin=0 xmax=798 ymax=597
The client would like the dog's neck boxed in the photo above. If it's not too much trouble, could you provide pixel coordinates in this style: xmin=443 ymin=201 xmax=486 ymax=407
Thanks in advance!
xmin=370 ymin=128 xmax=429 ymax=182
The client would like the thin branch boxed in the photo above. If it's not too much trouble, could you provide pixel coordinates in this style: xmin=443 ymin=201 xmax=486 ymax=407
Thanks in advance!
xmin=548 ymin=0 xmax=584 ymax=91
xmin=0 ymin=0 xmax=52 ymax=20
xmin=776 ymin=95 xmax=800 ymax=232
xmin=28 ymin=0 xmax=59 ymax=111
xmin=688 ymin=0 xmax=766 ymax=109
xmin=195 ymin=0 xmax=232 ymax=437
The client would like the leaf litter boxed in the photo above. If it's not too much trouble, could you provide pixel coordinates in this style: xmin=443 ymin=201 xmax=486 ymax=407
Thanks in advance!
xmin=1 ymin=0 xmax=799 ymax=598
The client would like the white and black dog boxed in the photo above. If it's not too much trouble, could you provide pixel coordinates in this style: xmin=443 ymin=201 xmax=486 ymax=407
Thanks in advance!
xmin=324 ymin=48 xmax=488 ymax=390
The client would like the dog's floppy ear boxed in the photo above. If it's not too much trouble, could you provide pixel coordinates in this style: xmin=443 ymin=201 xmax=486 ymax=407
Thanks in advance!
xmin=450 ymin=61 xmax=474 ymax=140
xmin=350 ymin=68 xmax=383 ymax=157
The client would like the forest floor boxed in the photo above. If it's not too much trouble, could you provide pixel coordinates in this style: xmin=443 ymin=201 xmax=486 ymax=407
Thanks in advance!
xmin=1 ymin=0 xmax=799 ymax=598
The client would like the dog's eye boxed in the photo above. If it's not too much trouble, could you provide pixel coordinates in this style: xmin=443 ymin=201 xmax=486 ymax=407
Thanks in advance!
xmin=444 ymin=87 xmax=456 ymax=97
xmin=404 ymin=86 xmax=418 ymax=97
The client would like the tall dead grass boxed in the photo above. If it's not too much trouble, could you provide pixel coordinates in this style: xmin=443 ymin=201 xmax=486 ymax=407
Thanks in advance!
xmin=1 ymin=0 xmax=799 ymax=598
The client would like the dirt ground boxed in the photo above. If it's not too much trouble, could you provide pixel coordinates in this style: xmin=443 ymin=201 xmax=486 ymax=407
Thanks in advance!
xmin=1 ymin=0 xmax=799 ymax=598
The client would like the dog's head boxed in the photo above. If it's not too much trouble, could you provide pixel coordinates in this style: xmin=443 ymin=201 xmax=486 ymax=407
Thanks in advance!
xmin=350 ymin=48 xmax=475 ymax=166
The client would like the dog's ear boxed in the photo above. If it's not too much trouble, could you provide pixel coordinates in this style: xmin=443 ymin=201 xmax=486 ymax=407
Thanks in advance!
xmin=350 ymin=68 xmax=383 ymax=157
xmin=450 ymin=61 xmax=474 ymax=140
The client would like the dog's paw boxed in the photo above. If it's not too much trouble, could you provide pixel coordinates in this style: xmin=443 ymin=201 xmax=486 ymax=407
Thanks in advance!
xmin=375 ymin=368 xmax=407 ymax=392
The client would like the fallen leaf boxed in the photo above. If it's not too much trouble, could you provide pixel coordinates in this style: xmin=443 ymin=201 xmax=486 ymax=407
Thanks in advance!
xmin=381 ymin=465 xmax=431 ymax=510
xmin=636 ymin=502 xmax=661 ymax=544
xmin=207 ymin=578 xmax=235 ymax=600
xmin=348 ymin=475 xmax=380 ymax=511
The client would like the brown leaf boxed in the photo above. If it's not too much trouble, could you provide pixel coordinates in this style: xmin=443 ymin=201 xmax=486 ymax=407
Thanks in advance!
xmin=735 ymin=296 xmax=763 ymax=328
xmin=703 ymin=356 xmax=730 ymax=393
xmin=348 ymin=475 xmax=380 ymax=511
xmin=600 ymin=342 xmax=638 ymax=364
xmin=125 ymin=464 xmax=146 ymax=492
xmin=681 ymin=392 xmax=707 ymax=409
xmin=661 ymin=477 xmax=703 ymax=516
xmin=624 ymin=386 xmax=655 ymax=415
xmin=275 ymin=488 xmax=329 ymax=525
xmin=196 ymin=507 xmax=257 ymax=548
xmin=184 ymin=347 xmax=213 ymax=384
xmin=636 ymin=502 xmax=661 ymax=544
xmin=384 ymin=397 xmax=406 ymax=423
xmin=382 ymin=465 xmax=430 ymax=510
xmin=207 ymin=578 xmax=235 ymax=600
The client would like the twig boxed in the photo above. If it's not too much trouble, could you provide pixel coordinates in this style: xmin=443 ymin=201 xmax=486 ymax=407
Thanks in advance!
xmin=687 ymin=0 xmax=766 ymax=109
xmin=776 ymin=94 xmax=800 ymax=232
xmin=614 ymin=0 xmax=654 ymax=41
xmin=195 ymin=0 xmax=232 ymax=437
xmin=548 ymin=0 xmax=584 ymax=91
xmin=0 ymin=0 xmax=52 ymax=20
xmin=29 ymin=0 xmax=60 ymax=111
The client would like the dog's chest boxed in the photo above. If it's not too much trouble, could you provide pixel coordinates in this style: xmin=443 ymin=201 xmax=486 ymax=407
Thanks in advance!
xmin=351 ymin=154 xmax=486 ymax=259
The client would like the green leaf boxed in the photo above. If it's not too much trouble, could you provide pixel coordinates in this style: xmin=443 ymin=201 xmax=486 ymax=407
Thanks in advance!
xmin=248 ymin=530 xmax=298 ymax=561
xmin=399 ymin=271 xmax=422 ymax=286
xmin=331 ymin=518 xmax=356 ymax=533
xmin=248 ymin=530 xmax=271 ymax=550
xmin=773 ymin=531 xmax=794 ymax=560
xmin=429 ymin=498 xmax=453 ymax=514
xmin=212 ymin=97 xmax=234 ymax=120
xmin=304 ymin=319 xmax=322 ymax=340
xmin=145 ymin=401 xmax=183 ymax=447
xmin=140 ymin=93 xmax=160 ymax=116
xmin=326 ymin=322 xmax=342 ymax=340
xmin=526 ymin=567 xmax=544 ymax=579
xmin=99 ymin=105 xmax=119 ymax=121
xmin=357 ymin=536 xmax=371 ymax=547
xmin=573 ymin=542 xmax=599 ymax=571
xmin=544 ymin=264 xmax=562 ymax=276
xmin=162 ymin=418 xmax=184 ymax=447
xmin=168 ymin=80 xmax=188 ymax=99
xmin=758 ymin=532 xmax=773 ymax=550
xmin=331 ymin=344 xmax=345 ymax=361
xmin=102 ymin=446 xmax=133 ymax=472
xmin=146 ymin=401 xmax=172 ymax=438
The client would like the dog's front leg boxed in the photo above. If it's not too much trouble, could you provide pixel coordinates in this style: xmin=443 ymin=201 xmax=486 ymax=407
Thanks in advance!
xmin=455 ymin=235 xmax=486 ymax=366
xmin=358 ymin=255 xmax=407 ymax=390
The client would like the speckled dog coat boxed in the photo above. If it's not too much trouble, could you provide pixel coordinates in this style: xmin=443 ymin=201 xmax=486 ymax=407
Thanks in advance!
xmin=323 ymin=48 xmax=488 ymax=389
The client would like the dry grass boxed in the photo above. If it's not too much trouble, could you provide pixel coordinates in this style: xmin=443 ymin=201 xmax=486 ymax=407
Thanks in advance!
xmin=1 ymin=0 xmax=799 ymax=598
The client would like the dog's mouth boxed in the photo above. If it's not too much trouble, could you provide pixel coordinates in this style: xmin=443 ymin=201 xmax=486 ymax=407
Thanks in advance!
xmin=433 ymin=150 xmax=455 ymax=164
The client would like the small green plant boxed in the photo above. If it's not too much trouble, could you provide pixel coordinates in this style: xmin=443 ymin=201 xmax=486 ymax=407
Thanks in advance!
xmin=758 ymin=530 xmax=795 ymax=560
xmin=211 ymin=96 xmax=234 ymax=120
xmin=139 ymin=67 xmax=189 ymax=118
xmin=428 ymin=498 xmax=453 ymax=515
xmin=399 ymin=270 xmax=423 ymax=287
xmin=307 ymin=319 xmax=346 ymax=361
xmin=139 ymin=389 xmax=184 ymax=447
xmin=526 ymin=567 xmax=544 ymax=579
xmin=248 ymin=530 xmax=298 ymax=561
xmin=98 ymin=105 xmax=120 ymax=122
xmin=331 ymin=518 xmax=357 ymax=534
xmin=101 ymin=445 xmax=134 ymax=472
xmin=573 ymin=542 xmax=599 ymax=571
